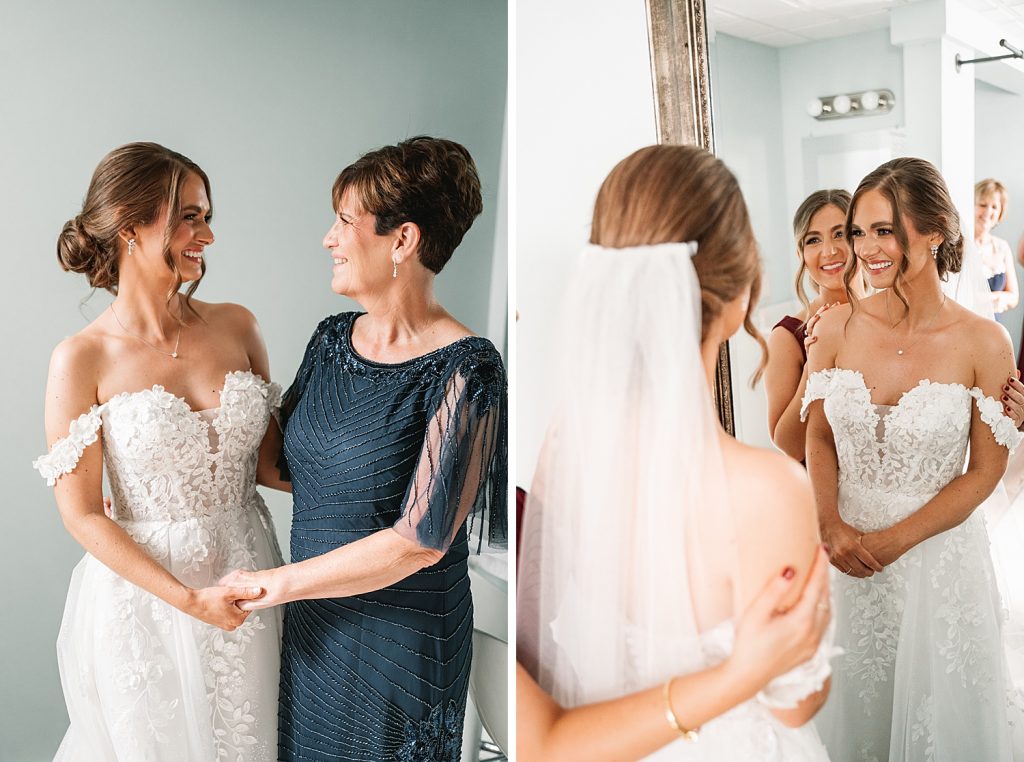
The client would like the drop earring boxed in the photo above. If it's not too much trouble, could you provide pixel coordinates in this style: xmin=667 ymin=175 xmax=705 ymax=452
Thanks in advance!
xmin=128 ymin=239 xmax=136 ymax=256
xmin=392 ymin=257 xmax=398 ymax=278
xmin=930 ymin=244 xmax=938 ymax=258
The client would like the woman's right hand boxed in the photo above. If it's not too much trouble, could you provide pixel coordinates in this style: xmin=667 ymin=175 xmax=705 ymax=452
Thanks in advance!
xmin=185 ymin=585 xmax=264 ymax=631
xmin=803 ymin=302 xmax=839 ymax=353
xmin=821 ymin=519 xmax=883 ymax=577
xmin=728 ymin=546 xmax=831 ymax=688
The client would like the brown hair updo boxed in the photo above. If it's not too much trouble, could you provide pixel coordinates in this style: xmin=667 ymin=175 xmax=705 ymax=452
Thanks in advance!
xmin=589 ymin=144 xmax=765 ymax=377
xmin=332 ymin=136 xmax=483 ymax=274
xmin=792 ymin=189 xmax=852 ymax=314
xmin=57 ymin=142 xmax=212 ymax=314
xmin=844 ymin=157 xmax=963 ymax=317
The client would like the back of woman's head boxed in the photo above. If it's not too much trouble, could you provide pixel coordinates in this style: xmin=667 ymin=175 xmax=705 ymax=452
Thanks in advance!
xmin=589 ymin=144 xmax=762 ymax=352
xmin=57 ymin=142 xmax=211 ymax=294
xmin=792 ymin=189 xmax=852 ymax=312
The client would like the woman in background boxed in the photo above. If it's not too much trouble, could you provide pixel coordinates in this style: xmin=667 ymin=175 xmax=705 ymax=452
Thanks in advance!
xmin=976 ymin=178 xmax=1017 ymax=320
xmin=765 ymin=190 xmax=860 ymax=461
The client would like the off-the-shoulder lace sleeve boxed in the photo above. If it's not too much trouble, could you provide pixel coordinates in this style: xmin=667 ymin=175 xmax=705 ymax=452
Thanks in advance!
xmin=969 ymin=388 xmax=1023 ymax=451
xmin=757 ymin=618 xmax=840 ymax=710
xmin=32 ymin=405 xmax=105 ymax=487
xmin=266 ymin=381 xmax=283 ymax=428
xmin=800 ymin=368 xmax=835 ymax=422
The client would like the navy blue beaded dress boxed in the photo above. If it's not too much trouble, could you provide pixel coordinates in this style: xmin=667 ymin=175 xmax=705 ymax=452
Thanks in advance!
xmin=276 ymin=312 xmax=507 ymax=762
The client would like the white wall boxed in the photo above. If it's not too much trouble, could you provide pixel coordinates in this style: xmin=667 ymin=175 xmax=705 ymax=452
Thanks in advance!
xmin=516 ymin=0 xmax=656 ymax=487
xmin=0 ymin=2 xmax=506 ymax=758
xmin=711 ymin=27 xmax=905 ymax=446
xmin=976 ymin=80 xmax=1024 ymax=357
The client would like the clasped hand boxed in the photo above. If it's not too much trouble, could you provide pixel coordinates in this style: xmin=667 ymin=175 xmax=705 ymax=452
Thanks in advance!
xmin=820 ymin=520 xmax=900 ymax=577
xmin=219 ymin=568 xmax=279 ymax=611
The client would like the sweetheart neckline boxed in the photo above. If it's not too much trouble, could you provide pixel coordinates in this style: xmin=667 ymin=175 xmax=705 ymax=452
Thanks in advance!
xmin=98 ymin=369 xmax=271 ymax=418
xmin=824 ymin=367 xmax=979 ymax=409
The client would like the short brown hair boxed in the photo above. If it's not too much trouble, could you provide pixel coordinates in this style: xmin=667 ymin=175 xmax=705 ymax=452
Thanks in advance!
xmin=590 ymin=145 xmax=765 ymax=381
xmin=332 ymin=136 xmax=483 ymax=273
xmin=57 ymin=142 xmax=211 ymax=317
xmin=975 ymin=178 xmax=1009 ymax=222
xmin=845 ymin=157 xmax=963 ymax=319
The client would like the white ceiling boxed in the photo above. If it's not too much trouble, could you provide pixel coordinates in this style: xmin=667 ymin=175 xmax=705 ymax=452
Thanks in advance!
xmin=708 ymin=0 xmax=1024 ymax=48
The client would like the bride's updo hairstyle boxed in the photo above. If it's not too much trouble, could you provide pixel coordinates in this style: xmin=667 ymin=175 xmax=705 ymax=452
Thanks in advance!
xmin=844 ymin=157 xmax=963 ymax=318
xmin=57 ymin=142 xmax=212 ymax=316
xmin=589 ymin=144 xmax=766 ymax=376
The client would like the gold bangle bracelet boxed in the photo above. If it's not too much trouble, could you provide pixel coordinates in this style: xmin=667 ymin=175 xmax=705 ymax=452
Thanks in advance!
xmin=662 ymin=677 xmax=700 ymax=742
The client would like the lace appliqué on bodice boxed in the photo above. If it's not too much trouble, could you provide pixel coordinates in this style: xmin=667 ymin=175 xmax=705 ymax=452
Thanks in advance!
xmin=800 ymin=368 xmax=1021 ymax=503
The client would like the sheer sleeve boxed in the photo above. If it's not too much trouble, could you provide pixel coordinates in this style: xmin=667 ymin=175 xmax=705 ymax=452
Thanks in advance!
xmin=32 ymin=405 xmax=105 ymax=487
xmin=276 ymin=317 xmax=333 ymax=482
xmin=392 ymin=347 xmax=507 ymax=554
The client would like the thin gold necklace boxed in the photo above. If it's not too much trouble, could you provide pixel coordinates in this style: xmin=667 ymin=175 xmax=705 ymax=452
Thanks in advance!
xmin=109 ymin=303 xmax=183 ymax=359
xmin=884 ymin=291 xmax=946 ymax=357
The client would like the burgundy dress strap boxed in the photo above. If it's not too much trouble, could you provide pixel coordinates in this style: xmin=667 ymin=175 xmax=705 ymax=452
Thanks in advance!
xmin=773 ymin=315 xmax=807 ymax=362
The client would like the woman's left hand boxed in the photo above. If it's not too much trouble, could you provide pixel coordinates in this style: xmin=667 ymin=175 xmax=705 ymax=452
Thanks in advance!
xmin=859 ymin=531 xmax=903 ymax=568
xmin=219 ymin=568 xmax=279 ymax=611
xmin=1002 ymin=372 xmax=1024 ymax=429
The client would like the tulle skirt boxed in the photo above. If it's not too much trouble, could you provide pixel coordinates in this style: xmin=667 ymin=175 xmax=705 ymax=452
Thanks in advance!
xmin=53 ymin=505 xmax=283 ymax=762
xmin=818 ymin=483 xmax=1017 ymax=761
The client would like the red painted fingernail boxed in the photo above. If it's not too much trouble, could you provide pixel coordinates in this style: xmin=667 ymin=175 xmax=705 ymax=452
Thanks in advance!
xmin=782 ymin=566 xmax=795 ymax=580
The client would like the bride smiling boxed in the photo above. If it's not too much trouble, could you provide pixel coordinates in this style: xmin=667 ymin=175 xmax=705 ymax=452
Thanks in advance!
xmin=33 ymin=143 xmax=283 ymax=761
xmin=803 ymin=157 xmax=1023 ymax=760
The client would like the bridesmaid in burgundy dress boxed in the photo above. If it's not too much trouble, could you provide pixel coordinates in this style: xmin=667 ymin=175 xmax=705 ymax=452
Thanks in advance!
xmin=764 ymin=190 xmax=860 ymax=462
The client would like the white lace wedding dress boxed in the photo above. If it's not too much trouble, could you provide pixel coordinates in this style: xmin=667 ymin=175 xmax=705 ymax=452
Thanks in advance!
xmin=33 ymin=370 xmax=284 ymax=762
xmin=802 ymin=367 xmax=1024 ymax=761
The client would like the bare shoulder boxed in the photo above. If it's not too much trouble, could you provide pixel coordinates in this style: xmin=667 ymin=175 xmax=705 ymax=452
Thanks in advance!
xmin=957 ymin=305 xmax=1012 ymax=356
xmin=49 ymin=331 xmax=104 ymax=384
xmin=195 ymin=300 xmax=261 ymax=339
xmin=724 ymin=436 xmax=818 ymax=605
xmin=726 ymin=439 xmax=811 ymax=518
xmin=811 ymin=301 xmax=853 ymax=340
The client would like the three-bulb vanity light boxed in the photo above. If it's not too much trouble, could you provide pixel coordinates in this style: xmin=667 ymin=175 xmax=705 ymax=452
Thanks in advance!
xmin=806 ymin=89 xmax=895 ymax=120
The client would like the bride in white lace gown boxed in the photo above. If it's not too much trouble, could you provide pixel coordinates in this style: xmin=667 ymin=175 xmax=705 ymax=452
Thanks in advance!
xmin=518 ymin=145 xmax=835 ymax=761
xmin=803 ymin=157 xmax=1023 ymax=761
xmin=34 ymin=143 xmax=284 ymax=761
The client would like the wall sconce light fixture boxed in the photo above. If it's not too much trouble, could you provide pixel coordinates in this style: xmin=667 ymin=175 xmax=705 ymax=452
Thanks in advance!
xmin=806 ymin=89 xmax=895 ymax=121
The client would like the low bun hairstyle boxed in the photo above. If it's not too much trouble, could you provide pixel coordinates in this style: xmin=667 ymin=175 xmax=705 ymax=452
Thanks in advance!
xmin=57 ymin=214 xmax=117 ymax=290
xmin=57 ymin=142 xmax=212 ymax=309
xmin=845 ymin=157 xmax=963 ymax=317
xmin=589 ymin=144 xmax=765 ymax=381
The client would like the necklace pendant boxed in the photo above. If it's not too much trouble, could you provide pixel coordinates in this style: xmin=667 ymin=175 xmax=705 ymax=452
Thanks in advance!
xmin=171 ymin=352 xmax=178 ymax=359
xmin=897 ymin=349 xmax=904 ymax=356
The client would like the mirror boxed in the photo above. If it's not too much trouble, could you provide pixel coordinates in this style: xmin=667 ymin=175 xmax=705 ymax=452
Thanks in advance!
xmin=704 ymin=0 xmax=1024 ymax=447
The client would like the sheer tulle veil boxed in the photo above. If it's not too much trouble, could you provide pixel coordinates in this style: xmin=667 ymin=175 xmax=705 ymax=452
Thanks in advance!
xmin=517 ymin=241 xmax=737 ymax=706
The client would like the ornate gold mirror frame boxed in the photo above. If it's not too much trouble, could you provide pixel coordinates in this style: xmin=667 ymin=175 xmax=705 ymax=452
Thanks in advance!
xmin=644 ymin=0 xmax=734 ymax=434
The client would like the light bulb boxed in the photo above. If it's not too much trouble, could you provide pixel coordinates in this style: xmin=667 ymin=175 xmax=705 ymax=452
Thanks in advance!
xmin=860 ymin=90 xmax=880 ymax=111
xmin=832 ymin=94 xmax=852 ymax=114
xmin=806 ymin=98 xmax=824 ymax=117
